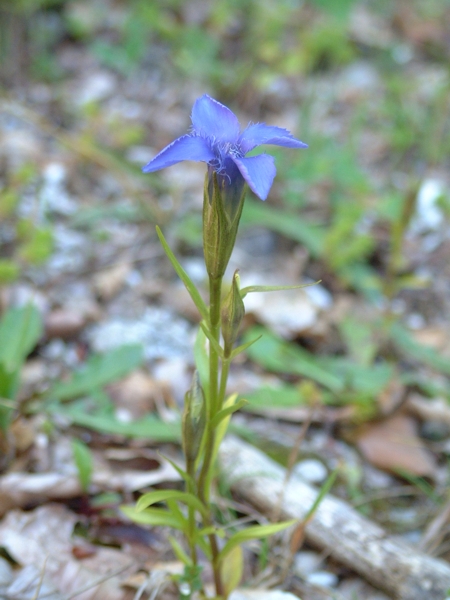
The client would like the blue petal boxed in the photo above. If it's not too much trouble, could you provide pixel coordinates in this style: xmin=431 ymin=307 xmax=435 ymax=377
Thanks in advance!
xmin=232 ymin=154 xmax=276 ymax=201
xmin=239 ymin=123 xmax=308 ymax=153
xmin=142 ymin=134 xmax=215 ymax=172
xmin=191 ymin=95 xmax=240 ymax=144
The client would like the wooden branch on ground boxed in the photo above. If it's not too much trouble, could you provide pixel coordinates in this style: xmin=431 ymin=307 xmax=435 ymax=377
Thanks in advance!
xmin=218 ymin=436 xmax=450 ymax=600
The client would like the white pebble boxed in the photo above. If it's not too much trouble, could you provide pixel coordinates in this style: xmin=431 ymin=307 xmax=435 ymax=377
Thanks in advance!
xmin=306 ymin=571 xmax=339 ymax=588
xmin=293 ymin=551 xmax=322 ymax=576
xmin=293 ymin=459 xmax=328 ymax=484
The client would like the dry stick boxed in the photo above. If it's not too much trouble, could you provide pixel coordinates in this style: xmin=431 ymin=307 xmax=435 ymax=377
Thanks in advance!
xmin=218 ymin=436 xmax=450 ymax=600
xmin=351 ymin=485 xmax=420 ymax=508
xmin=31 ymin=557 xmax=48 ymax=600
xmin=32 ymin=560 xmax=134 ymax=600
xmin=63 ymin=562 xmax=134 ymax=600
xmin=420 ymin=493 xmax=450 ymax=555
xmin=292 ymin=578 xmax=347 ymax=600
xmin=268 ymin=404 xmax=316 ymax=588
xmin=271 ymin=403 xmax=317 ymax=523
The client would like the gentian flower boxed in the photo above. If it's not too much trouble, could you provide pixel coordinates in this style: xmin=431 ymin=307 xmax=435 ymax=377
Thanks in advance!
xmin=145 ymin=94 xmax=307 ymax=280
xmin=142 ymin=94 xmax=307 ymax=201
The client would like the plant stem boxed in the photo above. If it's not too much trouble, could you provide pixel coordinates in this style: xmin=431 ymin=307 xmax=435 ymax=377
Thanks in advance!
xmin=197 ymin=274 xmax=223 ymax=503
xmin=210 ymin=531 xmax=224 ymax=598
xmin=197 ymin=274 xmax=224 ymax=598
xmin=197 ymin=424 xmax=224 ymax=596
xmin=209 ymin=276 xmax=222 ymax=416
xmin=218 ymin=358 xmax=230 ymax=407
xmin=186 ymin=458 xmax=198 ymax=567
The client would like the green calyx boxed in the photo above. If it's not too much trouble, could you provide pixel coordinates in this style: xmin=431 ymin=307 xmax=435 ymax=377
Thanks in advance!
xmin=202 ymin=172 xmax=247 ymax=281
xmin=221 ymin=271 xmax=245 ymax=357
xmin=182 ymin=371 xmax=206 ymax=463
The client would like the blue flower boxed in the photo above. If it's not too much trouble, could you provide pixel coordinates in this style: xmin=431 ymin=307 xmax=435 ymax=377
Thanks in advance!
xmin=142 ymin=94 xmax=307 ymax=201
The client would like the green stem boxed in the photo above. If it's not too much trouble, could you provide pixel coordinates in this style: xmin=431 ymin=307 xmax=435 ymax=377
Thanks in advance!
xmin=198 ymin=277 xmax=222 ymax=506
xmin=218 ymin=357 xmax=230 ymax=407
xmin=197 ymin=274 xmax=223 ymax=503
xmin=208 ymin=276 xmax=222 ymax=416
xmin=186 ymin=458 xmax=198 ymax=567
xmin=210 ymin=531 xmax=224 ymax=598
xmin=198 ymin=423 xmax=215 ymax=505
xmin=196 ymin=274 xmax=225 ymax=598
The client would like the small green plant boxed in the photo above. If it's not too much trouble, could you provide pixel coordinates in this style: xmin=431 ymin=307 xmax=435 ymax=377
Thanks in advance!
xmin=0 ymin=165 xmax=54 ymax=286
xmin=121 ymin=94 xmax=308 ymax=599
xmin=72 ymin=438 xmax=93 ymax=493
xmin=0 ymin=304 xmax=42 ymax=437
xmin=42 ymin=344 xmax=181 ymax=441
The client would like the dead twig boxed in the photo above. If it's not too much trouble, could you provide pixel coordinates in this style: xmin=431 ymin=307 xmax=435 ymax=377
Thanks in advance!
xmin=218 ymin=436 xmax=450 ymax=600
xmin=420 ymin=493 xmax=450 ymax=555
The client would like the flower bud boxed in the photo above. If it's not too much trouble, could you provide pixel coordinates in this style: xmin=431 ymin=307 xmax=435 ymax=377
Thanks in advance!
xmin=182 ymin=371 xmax=206 ymax=463
xmin=203 ymin=169 xmax=247 ymax=281
xmin=221 ymin=270 xmax=245 ymax=357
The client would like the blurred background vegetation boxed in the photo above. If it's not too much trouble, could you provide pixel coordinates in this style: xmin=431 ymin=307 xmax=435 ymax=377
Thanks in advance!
xmin=1 ymin=0 xmax=450 ymax=438
xmin=0 ymin=0 xmax=448 ymax=284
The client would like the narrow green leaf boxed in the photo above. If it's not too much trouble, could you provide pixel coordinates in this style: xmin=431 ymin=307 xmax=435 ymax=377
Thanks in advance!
xmin=0 ymin=305 xmax=42 ymax=431
xmin=159 ymin=453 xmax=195 ymax=488
xmin=0 ymin=398 xmax=16 ymax=409
xmin=168 ymin=536 xmax=192 ymax=565
xmin=194 ymin=326 xmax=210 ymax=397
xmin=230 ymin=335 xmax=262 ymax=360
xmin=213 ymin=394 xmax=239 ymax=463
xmin=304 ymin=469 xmax=338 ymax=523
xmin=121 ymin=505 xmax=186 ymax=530
xmin=156 ymin=226 xmax=208 ymax=321
xmin=0 ymin=381 xmax=18 ymax=431
xmin=195 ymin=525 xmax=219 ymax=538
xmin=0 ymin=259 xmax=19 ymax=285
xmin=72 ymin=439 xmax=93 ymax=493
xmin=136 ymin=490 xmax=206 ymax=517
xmin=241 ymin=200 xmax=325 ymax=257
xmin=193 ymin=532 xmax=212 ymax=560
xmin=200 ymin=321 xmax=224 ymax=358
xmin=243 ymin=384 xmax=306 ymax=409
xmin=210 ymin=399 xmax=248 ymax=429
xmin=48 ymin=345 xmax=144 ymax=401
xmin=0 ymin=304 xmax=42 ymax=373
xmin=218 ymin=520 xmax=297 ymax=562
xmin=244 ymin=326 xmax=343 ymax=392
xmin=240 ymin=281 xmax=320 ymax=298
xmin=391 ymin=322 xmax=450 ymax=376
xmin=167 ymin=499 xmax=188 ymax=525
xmin=48 ymin=400 xmax=180 ymax=441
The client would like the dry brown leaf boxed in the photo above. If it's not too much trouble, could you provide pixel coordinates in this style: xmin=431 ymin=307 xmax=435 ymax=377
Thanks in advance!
xmin=45 ymin=308 xmax=88 ymax=339
xmin=406 ymin=394 xmax=450 ymax=426
xmin=10 ymin=417 xmax=36 ymax=454
xmin=122 ymin=561 xmax=182 ymax=597
xmin=377 ymin=378 xmax=405 ymax=416
xmin=411 ymin=327 xmax=448 ymax=351
xmin=93 ymin=262 xmax=131 ymax=300
xmin=393 ymin=5 xmax=447 ymax=47
xmin=0 ymin=437 xmax=180 ymax=516
xmin=0 ymin=504 xmax=132 ymax=600
xmin=161 ymin=282 xmax=203 ymax=321
xmin=354 ymin=413 xmax=437 ymax=478
xmin=108 ymin=370 xmax=159 ymax=419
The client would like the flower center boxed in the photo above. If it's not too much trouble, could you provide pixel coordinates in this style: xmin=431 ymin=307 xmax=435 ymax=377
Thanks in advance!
xmin=212 ymin=141 xmax=243 ymax=175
